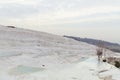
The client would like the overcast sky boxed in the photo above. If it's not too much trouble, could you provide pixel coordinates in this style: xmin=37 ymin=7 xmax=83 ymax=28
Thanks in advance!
xmin=0 ymin=0 xmax=120 ymax=43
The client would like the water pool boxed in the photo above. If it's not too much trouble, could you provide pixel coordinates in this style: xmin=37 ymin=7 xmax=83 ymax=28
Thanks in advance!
xmin=9 ymin=65 xmax=45 ymax=75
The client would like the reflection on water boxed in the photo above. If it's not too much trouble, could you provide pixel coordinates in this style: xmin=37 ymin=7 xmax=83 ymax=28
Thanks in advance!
xmin=9 ymin=65 xmax=45 ymax=75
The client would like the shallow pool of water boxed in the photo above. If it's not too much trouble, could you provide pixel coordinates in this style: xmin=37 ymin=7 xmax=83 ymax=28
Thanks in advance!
xmin=9 ymin=65 xmax=45 ymax=75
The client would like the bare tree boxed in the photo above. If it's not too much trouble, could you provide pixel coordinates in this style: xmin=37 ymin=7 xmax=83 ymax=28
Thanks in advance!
xmin=96 ymin=41 xmax=104 ymax=61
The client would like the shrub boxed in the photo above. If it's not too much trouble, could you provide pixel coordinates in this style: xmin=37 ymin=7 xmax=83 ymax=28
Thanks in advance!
xmin=103 ymin=59 xmax=107 ymax=62
xmin=7 ymin=26 xmax=16 ymax=28
xmin=115 ymin=61 xmax=120 ymax=68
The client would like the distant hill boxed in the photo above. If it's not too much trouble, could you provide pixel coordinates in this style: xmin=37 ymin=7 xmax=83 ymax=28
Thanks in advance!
xmin=64 ymin=35 xmax=120 ymax=53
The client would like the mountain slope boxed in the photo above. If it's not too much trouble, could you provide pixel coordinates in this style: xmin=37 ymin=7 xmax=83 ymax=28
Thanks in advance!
xmin=0 ymin=25 xmax=119 ymax=80
xmin=0 ymin=25 xmax=96 ymax=58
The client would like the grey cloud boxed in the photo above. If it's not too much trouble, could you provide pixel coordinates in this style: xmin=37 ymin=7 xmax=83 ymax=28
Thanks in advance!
xmin=0 ymin=0 xmax=120 ymax=18
xmin=0 ymin=4 xmax=40 ymax=18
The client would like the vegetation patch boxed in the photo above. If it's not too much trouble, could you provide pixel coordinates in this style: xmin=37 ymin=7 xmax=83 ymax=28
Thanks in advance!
xmin=6 ymin=26 xmax=16 ymax=28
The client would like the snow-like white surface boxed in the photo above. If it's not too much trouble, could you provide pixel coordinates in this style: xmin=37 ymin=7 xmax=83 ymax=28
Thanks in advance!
xmin=0 ymin=25 xmax=120 ymax=80
xmin=1 ymin=56 xmax=120 ymax=80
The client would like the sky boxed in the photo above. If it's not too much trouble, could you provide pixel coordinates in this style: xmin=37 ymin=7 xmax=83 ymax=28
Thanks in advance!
xmin=0 ymin=0 xmax=120 ymax=43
